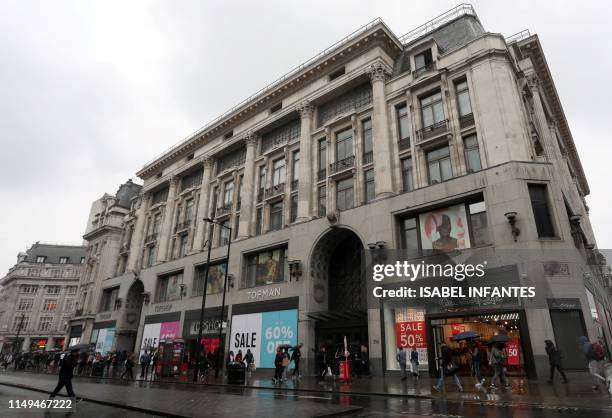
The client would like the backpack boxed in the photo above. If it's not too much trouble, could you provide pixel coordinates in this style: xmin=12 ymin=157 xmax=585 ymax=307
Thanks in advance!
xmin=592 ymin=342 xmax=606 ymax=360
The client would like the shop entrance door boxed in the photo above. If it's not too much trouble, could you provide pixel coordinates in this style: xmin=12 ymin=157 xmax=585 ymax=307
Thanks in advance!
xmin=315 ymin=319 xmax=367 ymax=371
xmin=550 ymin=309 xmax=587 ymax=370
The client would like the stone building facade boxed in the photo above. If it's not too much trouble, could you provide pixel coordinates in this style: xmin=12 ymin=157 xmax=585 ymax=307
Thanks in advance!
xmin=0 ymin=243 xmax=86 ymax=352
xmin=66 ymin=5 xmax=611 ymax=379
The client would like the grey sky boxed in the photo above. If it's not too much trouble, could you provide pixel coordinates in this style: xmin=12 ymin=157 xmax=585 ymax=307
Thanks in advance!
xmin=1 ymin=0 xmax=610 ymax=273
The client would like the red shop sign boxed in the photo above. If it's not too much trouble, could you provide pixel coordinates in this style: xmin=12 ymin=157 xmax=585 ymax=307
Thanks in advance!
xmin=396 ymin=321 xmax=426 ymax=349
xmin=506 ymin=338 xmax=520 ymax=366
xmin=451 ymin=324 xmax=465 ymax=335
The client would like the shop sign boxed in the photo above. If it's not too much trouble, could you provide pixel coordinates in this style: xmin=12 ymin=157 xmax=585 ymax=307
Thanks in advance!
xmin=154 ymin=303 xmax=173 ymax=313
xmin=230 ymin=309 xmax=297 ymax=368
xmin=98 ymin=313 xmax=112 ymax=320
xmin=451 ymin=324 xmax=465 ymax=335
xmin=247 ymin=287 xmax=281 ymax=300
xmin=547 ymin=298 xmax=580 ymax=310
xmin=507 ymin=338 xmax=520 ymax=366
xmin=140 ymin=321 xmax=180 ymax=359
xmin=189 ymin=319 xmax=221 ymax=335
xmin=395 ymin=321 xmax=426 ymax=349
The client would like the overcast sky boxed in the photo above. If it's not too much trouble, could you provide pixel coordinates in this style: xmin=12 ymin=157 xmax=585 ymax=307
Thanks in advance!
xmin=1 ymin=0 xmax=611 ymax=273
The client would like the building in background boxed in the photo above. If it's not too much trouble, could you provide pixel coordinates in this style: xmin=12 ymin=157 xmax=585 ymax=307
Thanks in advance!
xmin=41 ymin=4 xmax=611 ymax=379
xmin=0 ymin=242 xmax=86 ymax=353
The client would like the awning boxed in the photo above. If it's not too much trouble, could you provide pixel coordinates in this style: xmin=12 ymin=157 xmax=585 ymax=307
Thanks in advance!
xmin=306 ymin=310 xmax=367 ymax=321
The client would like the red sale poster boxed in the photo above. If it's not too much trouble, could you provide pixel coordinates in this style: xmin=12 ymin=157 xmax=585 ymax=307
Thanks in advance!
xmin=506 ymin=338 xmax=520 ymax=366
xmin=396 ymin=321 xmax=426 ymax=348
xmin=451 ymin=324 xmax=465 ymax=335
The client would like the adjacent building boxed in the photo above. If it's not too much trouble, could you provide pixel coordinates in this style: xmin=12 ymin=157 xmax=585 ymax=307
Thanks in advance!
xmin=0 ymin=243 xmax=86 ymax=353
xmin=63 ymin=4 xmax=611 ymax=379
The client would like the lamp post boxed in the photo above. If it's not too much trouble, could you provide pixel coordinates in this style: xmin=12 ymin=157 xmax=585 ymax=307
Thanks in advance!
xmin=212 ymin=220 xmax=232 ymax=378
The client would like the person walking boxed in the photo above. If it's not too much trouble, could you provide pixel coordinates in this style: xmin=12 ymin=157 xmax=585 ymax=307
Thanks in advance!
xmin=397 ymin=347 xmax=408 ymax=380
xmin=150 ymin=350 xmax=158 ymax=381
xmin=282 ymin=348 xmax=290 ymax=381
xmin=545 ymin=340 xmax=568 ymax=384
xmin=121 ymin=353 xmax=135 ymax=380
xmin=432 ymin=342 xmax=463 ymax=392
xmin=316 ymin=346 xmax=328 ymax=380
xmin=489 ymin=343 xmax=510 ymax=389
xmin=244 ymin=349 xmax=255 ymax=375
xmin=291 ymin=344 xmax=302 ymax=378
xmin=469 ymin=341 xmax=485 ymax=387
xmin=139 ymin=350 xmax=151 ymax=380
xmin=579 ymin=336 xmax=607 ymax=390
xmin=49 ymin=349 xmax=79 ymax=402
xmin=410 ymin=346 xmax=420 ymax=378
xmin=272 ymin=347 xmax=284 ymax=384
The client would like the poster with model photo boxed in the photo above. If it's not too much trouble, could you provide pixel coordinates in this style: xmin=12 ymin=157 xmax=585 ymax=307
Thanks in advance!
xmin=419 ymin=204 xmax=471 ymax=251
xmin=256 ymin=249 xmax=284 ymax=286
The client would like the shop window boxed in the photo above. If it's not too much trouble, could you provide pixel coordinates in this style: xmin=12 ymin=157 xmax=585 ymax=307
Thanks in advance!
xmin=243 ymin=247 xmax=287 ymax=288
xmin=156 ymin=272 xmax=183 ymax=303
xmin=550 ymin=309 xmax=587 ymax=370
xmin=193 ymin=262 xmax=226 ymax=296
xmin=529 ymin=184 xmax=556 ymax=238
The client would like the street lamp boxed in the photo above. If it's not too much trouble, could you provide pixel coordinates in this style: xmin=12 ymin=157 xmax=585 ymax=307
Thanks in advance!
xmin=192 ymin=217 xmax=232 ymax=382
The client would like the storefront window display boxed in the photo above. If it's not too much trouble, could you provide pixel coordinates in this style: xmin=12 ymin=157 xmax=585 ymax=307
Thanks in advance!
xmin=91 ymin=327 xmax=115 ymax=355
xmin=384 ymin=306 xmax=428 ymax=371
xmin=30 ymin=338 xmax=47 ymax=351
xmin=193 ymin=262 xmax=226 ymax=296
xmin=156 ymin=272 xmax=183 ymax=302
xmin=140 ymin=320 xmax=181 ymax=360
xmin=243 ymin=247 xmax=286 ymax=288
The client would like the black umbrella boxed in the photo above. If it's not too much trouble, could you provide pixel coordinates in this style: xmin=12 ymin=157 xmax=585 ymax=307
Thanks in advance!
xmin=452 ymin=331 xmax=480 ymax=341
xmin=487 ymin=334 xmax=510 ymax=344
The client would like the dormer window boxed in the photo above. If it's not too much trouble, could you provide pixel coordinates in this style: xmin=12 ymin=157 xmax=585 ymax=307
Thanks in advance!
xmin=36 ymin=256 xmax=46 ymax=263
xmin=414 ymin=49 xmax=433 ymax=77
xmin=59 ymin=257 xmax=69 ymax=264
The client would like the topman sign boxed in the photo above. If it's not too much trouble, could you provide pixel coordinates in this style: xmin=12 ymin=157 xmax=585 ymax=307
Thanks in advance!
xmin=247 ymin=287 xmax=281 ymax=300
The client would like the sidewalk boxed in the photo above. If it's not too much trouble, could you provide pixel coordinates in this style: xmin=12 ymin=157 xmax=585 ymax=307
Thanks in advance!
xmin=4 ymin=367 xmax=612 ymax=411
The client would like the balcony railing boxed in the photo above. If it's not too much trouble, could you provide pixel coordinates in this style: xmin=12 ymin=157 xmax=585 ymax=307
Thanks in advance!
xmin=362 ymin=151 xmax=373 ymax=165
xmin=144 ymin=233 xmax=158 ymax=244
xmin=291 ymin=180 xmax=299 ymax=192
xmin=398 ymin=137 xmax=411 ymax=151
xmin=459 ymin=113 xmax=475 ymax=129
xmin=330 ymin=155 xmax=355 ymax=174
xmin=216 ymin=204 xmax=232 ymax=218
xmin=265 ymin=183 xmax=285 ymax=199
xmin=417 ymin=119 xmax=448 ymax=142
xmin=317 ymin=169 xmax=327 ymax=182
xmin=175 ymin=220 xmax=192 ymax=232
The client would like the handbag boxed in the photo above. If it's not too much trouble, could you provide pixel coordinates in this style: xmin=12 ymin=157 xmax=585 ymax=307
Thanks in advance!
xmin=443 ymin=362 xmax=457 ymax=376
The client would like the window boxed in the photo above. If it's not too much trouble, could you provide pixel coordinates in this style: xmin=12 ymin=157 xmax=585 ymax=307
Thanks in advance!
xmin=318 ymin=83 xmax=372 ymax=126
xmin=420 ymin=91 xmax=445 ymax=128
xmin=269 ymin=202 xmax=283 ymax=231
xmin=217 ymin=147 xmax=246 ymax=172
xmin=193 ymin=263 xmax=227 ymax=296
xmin=261 ymin=119 xmax=301 ymax=153
xmin=185 ymin=199 xmax=194 ymax=224
xmin=272 ymin=159 xmax=286 ymax=186
xmin=12 ymin=315 xmax=29 ymax=331
xmin=529 ymin=184 xmax=555 ymax=238
xmin=427 ymin=146 xmax=452 ymax=183
xmin=64 ymin=299 xmax=75 ymax=312
xmin=258 ymin=166 xmax=266 ymax=199
xmin=17 ymin=298 xmax=34 ymax=311
xmin=318 ymin=139 xmax=327 ymax=180
xmin=80 ymin=257 xmax=85 ymax=264
xmin=146 ymin=246 xmax=156 ymax=268
xmin=468 ymin=201 xmax=490 ymax=246
xmin=219 ymin=219 xmax=231 ymax=246
xmin=244 ymin=247 xmax=287 ymax=288
xmin=67 ymin=286 xmax=77 ymax=295
xmin=181 ymin=169 xmax=203 ymax=191
xmin=414 ymin=49 xmax=433 ymax=73
xmin=46 ymin=286 xmax=61 ymax=295
xmin=151 ymin=188 xmax=169 ymax=205
xmin=59 ymin=257 xmax=69 ymax=264
xmin=362 ymin=119 xmax=373 ymax=164
xmin=252 ymin=207 xmax=262 ymax=235
xmin=318 ymin=186 xmax=327 ymax=217
xmin=223 ymin=182 xmax=234 ymax=207
xmin=156 ymin=272 xmax=183 ymax=302
xmin=336 ymin=178 xmax=354 ymax=211
xmin=400 ymin=217 xmax=419 ymax=255
xmin=364 ymin=169 xmax=375 ymax=203
xmin=39 ymin=316 xmax=54 ymax=332
xmin=178 ymin=234 xmax=189 ymax=257
xmin=51 ymin=269 xmax=62 ymax=278
xmin=463 ymin=135 xmax=481 ymax=172
xmin=292 ymin=151 xmax=300 ymax=183
xmin=152 ymin=213 xmax=162 ymax=235
xmin=290 ymin=195 xmax=298 ymax=223
xmin=42 ymin=299 xmax=58 ymax=312
xmin=397 ymin=104 xmax=410 ymax=142
xmin=335 ymin=129 xmax=353 ymax=161
xmin=100 ymin=287 xmax=119 ymax=312
xmin=36 ymin=256 xmax=46 ymax=263
xmin=20 ymin=285 xmax=38 ymax=294
xmin=455 ymin=79 xmax=472 ymax=117
xmin=234 ymin=215 xmax=240 ymax=239
xmin=28 ymin=268 xmax=40 ymax=277
xmin=401 ymin=158 xmax=414 ymax=192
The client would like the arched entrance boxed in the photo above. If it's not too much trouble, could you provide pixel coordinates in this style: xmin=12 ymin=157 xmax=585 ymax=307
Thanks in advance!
xmin=116 ymin=279 xmax=144 ymax=352
xmin=309 ymin=227 xmax=368 ymax=357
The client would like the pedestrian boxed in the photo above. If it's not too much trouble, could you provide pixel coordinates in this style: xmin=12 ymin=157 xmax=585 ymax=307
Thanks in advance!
xmin=139 ymin=350 xmax=151 ymax=379
xmin=316 ymin=346 xmax=328 ymax=380
xmin=235 ymin=349 xmax=243 ymax=365
xmin=469 ymin=341 xmax=484 ymax=387
xmin=579 ymin=336 xmax=607 ymax=390
xmin=397 ymin=347 xmax=408 ymax=380
xmin=360 ymin=345 xmax=371 ymax=378
xmin=544 ymin=340 xmax=568 ymax=384
xmin=245 ymin=349 xmax=255 ymax=374
xmin=150 ymin=350 xmax=158 ymax=380
xmin=489 ymin=343 xmax=510 ymax=389
xmin=432 ymin=342 xmax=463 ymax=392
xmin=121 ymin=353 xmax=135 ymax=380
xmin=272 ymin=347 xmax=284 ymax=384
xmin=410 ymin=346 xmax=420 ymax=378
xmin=291 ymin=344 xmax=302 ymax=378
xmin=49 ymin=348 xmax=79 ymax=402
xmin=282 ymin=348 xmax=290 ymax=381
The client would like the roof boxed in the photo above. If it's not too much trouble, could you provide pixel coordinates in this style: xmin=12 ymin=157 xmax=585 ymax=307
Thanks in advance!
xmin=23 ymin=242 xmax=86 ymax=264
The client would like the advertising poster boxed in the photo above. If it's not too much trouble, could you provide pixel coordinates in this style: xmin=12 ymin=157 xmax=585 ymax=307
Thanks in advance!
xmin=419 ymin=204 xmax=470 ymax=251
xmin=160 ymin=321 xmax=180 ymax=340
xmin=140 ymin=323 xmax=162 ymax=358
xmin=507 ymin=338 xmax=520 ymax=366
xmin=95 ymin=327 xmax=115 ymax=355
xmin=395 ymin=321 xmax=426 ymax=349
xmin=230 ymin=309 xmax=297 ymax=368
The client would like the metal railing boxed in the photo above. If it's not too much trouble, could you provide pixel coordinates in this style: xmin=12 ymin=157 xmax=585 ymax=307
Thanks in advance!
xmin=265 ymin=183 xmax=286 ymax=199
xmin=141 ymin=17 xmax=388 ymax=170
xmin=505 ymin=29 xmax=531 ymax=45
xmin=417 ymin=119 xmax=448 ymax=142
xmin=398 ymin=3 xmax=477 ymax=45
xmin=317 ymin=169 xmax=327 ymax=182
xmin=330 ymin=155 xmax=355 ymax=174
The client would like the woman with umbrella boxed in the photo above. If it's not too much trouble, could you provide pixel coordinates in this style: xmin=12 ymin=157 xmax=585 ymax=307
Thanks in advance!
xmin=453 ymin=331 xmax=485 ymax=387
xmin=488 ymin=335 xmax=511 ymax=389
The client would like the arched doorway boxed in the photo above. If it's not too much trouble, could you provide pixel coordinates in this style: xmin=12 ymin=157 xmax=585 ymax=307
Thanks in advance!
xmin=116 ymin=279 xmax=144 ymax=352
xmin=309 ymin=227 xmax=368 ymax=359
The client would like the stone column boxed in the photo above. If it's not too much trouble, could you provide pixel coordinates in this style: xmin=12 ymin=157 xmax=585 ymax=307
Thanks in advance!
xmin=192 ymin=157 xmax=215 ymax=251
xmin=296 ymin=100 xmax=314 ymax=222
xmin=238 ymin=133 xmax=257 ymax=238
xmin=156 ymin=176 xmax=179 ymax=263
xmin=127 ymin=193 xmax=149 ymax=273
xmin=366 ymin=61 xmax=394 ymax=198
